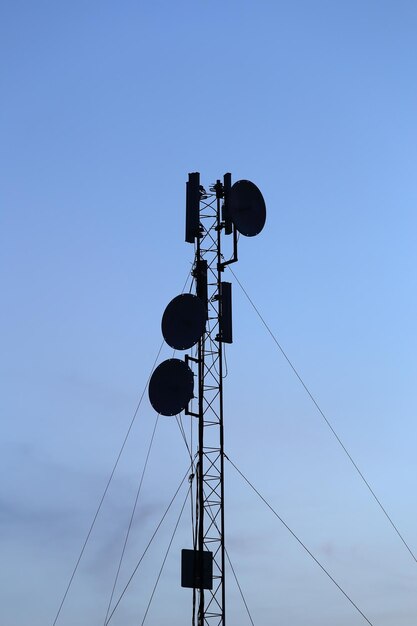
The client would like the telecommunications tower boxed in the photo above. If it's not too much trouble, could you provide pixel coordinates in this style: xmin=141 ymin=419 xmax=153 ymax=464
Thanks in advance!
xmin=148 ymin=173 xmax=266 ymax=626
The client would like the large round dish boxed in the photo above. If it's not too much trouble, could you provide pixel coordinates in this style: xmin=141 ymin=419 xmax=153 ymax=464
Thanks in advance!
xmin=148 ymin=358 xmax=194 ymax=416
xmin=162 ymin=293 xmax=206 ymax=350
xmin=229 ymin=179 xmax=266 ymax=237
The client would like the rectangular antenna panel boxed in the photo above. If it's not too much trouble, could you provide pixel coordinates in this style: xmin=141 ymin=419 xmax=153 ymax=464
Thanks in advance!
xmin=181 ymin=549 xmax=213 ymax=589
xmin=222 ymin=172 xmax=233 ymax=235
xmin=196 ymin=259 xmax=208 ymax=315
xmin=185 ymin=172 xmax=200 ymax=243
xmin=220 ymin=281 xmax=233 ymax=343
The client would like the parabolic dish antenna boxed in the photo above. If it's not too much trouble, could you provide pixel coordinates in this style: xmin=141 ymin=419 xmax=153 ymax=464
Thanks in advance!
xmin=162 ymin=293 xmax=206 ymax=350
xmin=148 ymin=358 xmax=194 ymax=416
xmin=229 ymin=179 xmax=266 ymax=237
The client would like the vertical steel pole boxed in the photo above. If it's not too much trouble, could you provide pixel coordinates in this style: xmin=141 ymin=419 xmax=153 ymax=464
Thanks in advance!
xmin=196 ymin=224 xmax=205 ymax=626
xmin=216 ymin=186 xmax=226 ymax=626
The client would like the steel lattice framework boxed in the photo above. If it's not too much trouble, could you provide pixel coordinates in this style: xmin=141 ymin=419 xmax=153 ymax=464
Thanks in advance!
xmin=193 ymin=183 xmax=227 ymax=626
xmin=148 ymin=172 xmax=265 ymax=626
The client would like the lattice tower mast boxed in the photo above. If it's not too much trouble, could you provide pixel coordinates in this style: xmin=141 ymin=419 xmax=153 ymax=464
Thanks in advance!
xmin=194 ymin=180 xmax=227 ymax=626
xmin=148 ymin=172 xmax=266 ymax=626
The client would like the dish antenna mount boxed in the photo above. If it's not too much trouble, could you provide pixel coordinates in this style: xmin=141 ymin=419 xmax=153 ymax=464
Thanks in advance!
xmin=148 ymin=172 xmax=266 ymax=626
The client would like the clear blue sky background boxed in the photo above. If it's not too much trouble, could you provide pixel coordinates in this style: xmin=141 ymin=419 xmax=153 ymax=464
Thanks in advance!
xmin=1 ymin=1 xmax=417 ymax=625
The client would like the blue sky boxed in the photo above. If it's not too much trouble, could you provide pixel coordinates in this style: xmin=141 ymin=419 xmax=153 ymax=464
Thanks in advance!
xmin=1 ymin=1 xmax=417 ymax=624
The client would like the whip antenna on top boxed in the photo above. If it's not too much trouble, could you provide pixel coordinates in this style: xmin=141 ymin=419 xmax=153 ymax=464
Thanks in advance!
xmin=148 ymin=172 xmax=266 ymax=626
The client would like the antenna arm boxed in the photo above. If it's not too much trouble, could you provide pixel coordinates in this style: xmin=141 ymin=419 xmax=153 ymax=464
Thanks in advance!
xmin=219 ymin=226 xmax=238 ymax=271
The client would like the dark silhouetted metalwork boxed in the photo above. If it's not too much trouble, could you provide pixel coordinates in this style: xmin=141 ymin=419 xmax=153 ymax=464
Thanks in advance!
xmin=195 ymin=259 xmax=208 ymax=316
xmin=228 ymin=179 xmax=266 ymax=236
xmin=148 ymin=358 xmax=194 ymax=416
xmin=186 ymin=172 xmax=201 ymax=243
xmin=181 ymin=549 xmax=213 ymax=590
xmin=219 ymin=282 xmax=232 ymax=344
xmin=162 ymin=293 xmax=206 ymax=350
xmin=148 ymin=171 xmax=266 ymax=626
xmin=222 ymin=173 xmax=233 ymax=235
